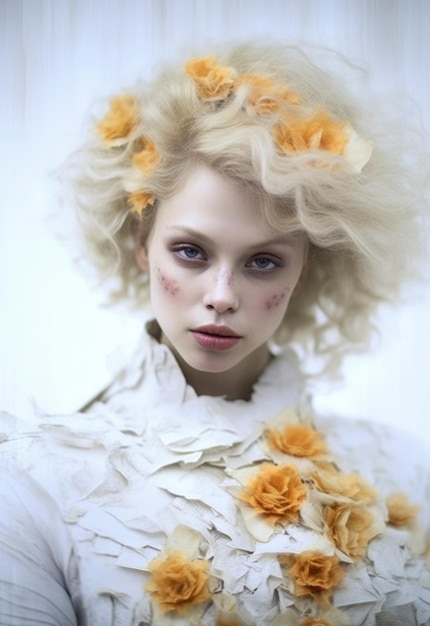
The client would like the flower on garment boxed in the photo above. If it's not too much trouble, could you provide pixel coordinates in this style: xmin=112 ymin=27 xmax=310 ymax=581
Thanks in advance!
xmin=212 ymin=593 xmax=249 ymax=626
xmin=279 ymin=551 xmax=345 ymax=606
xmin=324 ymin=503 xmax=379 ymax=559
xmin=185 ymin=55 xmax=236 ymax=100
xmin=310 ymin=465 xmax=377 ymax=504
xmin=145 ymin=550 xmax=211 ymax=614
xmin=127 ymin=190 xmax=156 ymax=216
xmin=386 ymin=492 xmax=420 ymax=526
xmin=234 ymin=74 xmax=302 ymax=114
xmin=241 ymin=462 xmax=307 ymax=524
xmin=133 ymin=137 xmax=161 ymax=174
xmin=215 ymin=618 xmax=248 ymax=626
xmin=274 ymin=110 xmax=373 ymax=173
xmin=266 ymin=423 xmax=327 ymax=458
xmin=270 ymin=607 xmax=350 ymax=626
xmin=300 ymin=617 xmax=331 ymax=626
xmin=97 ymin=95 xmax=140 ymax=145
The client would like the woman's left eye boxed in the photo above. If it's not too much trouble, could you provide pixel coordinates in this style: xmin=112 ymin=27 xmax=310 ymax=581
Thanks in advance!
xmin=247 ymin=256 xmax=279 ymax=271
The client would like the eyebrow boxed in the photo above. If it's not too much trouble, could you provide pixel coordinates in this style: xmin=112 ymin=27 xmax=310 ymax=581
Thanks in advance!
xmin=166 ymin=226 xmax=296 ymax=249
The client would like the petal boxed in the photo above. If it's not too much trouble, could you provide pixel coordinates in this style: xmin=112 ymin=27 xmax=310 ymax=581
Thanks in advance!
xmin=343 ymin=124 xmax=373 ymax=172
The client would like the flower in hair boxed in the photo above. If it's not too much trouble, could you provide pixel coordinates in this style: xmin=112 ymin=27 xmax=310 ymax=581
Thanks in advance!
xmin=185 ymin=55 xmax=236 ymax=100
xmin=274 ymin=110 xmax=373 ymax=172
xmin=97 ymin=95 xmax=140 ymax=145
xmin=235 ymin=74 xmax=302 ymax=114
xmin=133 ymin=137 xmax=160 ymax=174
xmin=128 ymin=190 xmax=155 ymax=216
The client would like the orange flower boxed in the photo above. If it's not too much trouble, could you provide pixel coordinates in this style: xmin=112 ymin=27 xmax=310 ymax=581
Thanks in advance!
xmin=301 ymin=619 xmax=332 ymax=626
xmin=274 ymin=111 xmax=348 ymax=156
xmin=266 ymin=423 xmax=327 ymax=458
xmin=128 ymin=190 xmax=155 ymax=216
xmin=235 ymin=74 xmax=301 ymax=114
xmin=280 ymin=551 xmax=345 ymax=606
xmin=133 ymin=137 xmax=160 ymax=174
xmin=386 ymin=492 xmax=419 ymax=526
xmin=311 ymin=467 xmax=376 ymax=504
xmin=185 ymin=55 xmax=235 ymax=100
xmin=97 ymin=95 xmax=139 ymax=144
xmin=325 ymin=503 xmax=376 ymax=559
xmin=241 ymin=463 xmax=307 ymax=524
xmin=145 ymin=551 xmax=211 ymax=614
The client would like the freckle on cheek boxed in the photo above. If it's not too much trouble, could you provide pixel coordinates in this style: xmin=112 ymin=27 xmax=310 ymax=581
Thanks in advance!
xmin=264 ymin=286 xmax=292 ymax=310
xmin=156 ymin=267 xmax=179 ymax=296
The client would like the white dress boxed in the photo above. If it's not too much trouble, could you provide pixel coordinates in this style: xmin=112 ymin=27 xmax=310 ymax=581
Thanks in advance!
xmin=1 ymin=322 xmax=430 ymax=626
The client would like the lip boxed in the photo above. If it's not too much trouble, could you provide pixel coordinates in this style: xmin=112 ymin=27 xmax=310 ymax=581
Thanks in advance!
xmin=192 ymin=324 xmax=241 ymax=337
xmin=190 ymin=324 xmax=242 ymax=351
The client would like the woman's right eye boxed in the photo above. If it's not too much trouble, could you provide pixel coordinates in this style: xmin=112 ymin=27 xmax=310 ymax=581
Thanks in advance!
xmin=173 ymin=245 xmax=205 ymax=261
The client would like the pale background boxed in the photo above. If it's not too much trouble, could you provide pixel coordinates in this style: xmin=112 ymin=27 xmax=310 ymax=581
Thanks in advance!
xmin=1 ymin=0 xmax=429 ymax=446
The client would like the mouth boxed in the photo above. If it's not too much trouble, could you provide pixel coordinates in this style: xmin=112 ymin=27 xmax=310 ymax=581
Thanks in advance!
xmin=190 ymin=325 xmax=242 ymax=351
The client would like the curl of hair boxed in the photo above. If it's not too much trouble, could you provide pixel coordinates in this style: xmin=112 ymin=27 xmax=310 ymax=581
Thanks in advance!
xmin=58 ymin=43 xmax=429 ymax=375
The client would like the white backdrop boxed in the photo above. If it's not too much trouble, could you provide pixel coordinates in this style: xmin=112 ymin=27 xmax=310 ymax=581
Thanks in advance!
xmin=1 ymin=0 xmax=429 ymax=446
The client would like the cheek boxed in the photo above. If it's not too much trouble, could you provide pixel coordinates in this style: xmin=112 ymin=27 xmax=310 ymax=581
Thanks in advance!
xmin=263 ymin=284 xmax=293 ymax=311
xmin=155 ymin=266 xmax=180 ymax=297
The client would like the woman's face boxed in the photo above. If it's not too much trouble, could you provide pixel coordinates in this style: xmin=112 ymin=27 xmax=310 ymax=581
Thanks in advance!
xmin=136 ymin=165 xmax=305 ymax=396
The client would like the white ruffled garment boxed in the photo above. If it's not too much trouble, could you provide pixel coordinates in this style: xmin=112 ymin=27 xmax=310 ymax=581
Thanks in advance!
xmin=1 ymin=321 xmax=430 ymax=626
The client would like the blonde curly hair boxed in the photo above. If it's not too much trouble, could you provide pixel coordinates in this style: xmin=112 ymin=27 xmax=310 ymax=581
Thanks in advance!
xmin=60 ymin=43 xmax=428 ymax=373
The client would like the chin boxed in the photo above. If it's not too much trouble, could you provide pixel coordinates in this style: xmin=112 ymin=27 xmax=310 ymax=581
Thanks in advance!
xmin=184 ymin=349 xmax=244 ymax=375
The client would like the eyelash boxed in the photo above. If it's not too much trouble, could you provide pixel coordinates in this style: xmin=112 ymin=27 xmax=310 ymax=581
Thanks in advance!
xmin=172 ymin=245 xmax=282 ymax=273
xmin=173 ymin=245 xmax=206 ymax=262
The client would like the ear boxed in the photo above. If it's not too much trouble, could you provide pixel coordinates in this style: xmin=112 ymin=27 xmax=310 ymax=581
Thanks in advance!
xmin=135 ymin=242 xmax=150 ymax=272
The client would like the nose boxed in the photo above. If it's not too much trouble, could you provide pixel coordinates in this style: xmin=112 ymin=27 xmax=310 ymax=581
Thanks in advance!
xmin=203 ymin=269 xmax=239 ymax=313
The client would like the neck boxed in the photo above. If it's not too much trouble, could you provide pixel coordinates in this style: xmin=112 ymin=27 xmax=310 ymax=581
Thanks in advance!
xmin=165 ymin=342 xmax=271 ymax=401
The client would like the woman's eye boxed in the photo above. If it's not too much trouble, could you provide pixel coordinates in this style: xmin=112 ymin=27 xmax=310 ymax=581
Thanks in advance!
xmin=248 ymin=256 xmax=278 ymax=271
xmin=174 ymin=245 xmax=205 ymax=261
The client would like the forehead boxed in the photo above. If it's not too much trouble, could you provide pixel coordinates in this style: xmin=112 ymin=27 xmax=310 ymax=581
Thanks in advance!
xmin=151 ymin=165 xmax=288 ymax=243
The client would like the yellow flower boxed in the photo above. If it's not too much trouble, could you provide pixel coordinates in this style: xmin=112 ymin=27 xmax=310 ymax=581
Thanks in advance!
xmin=300 ymin=617 xmax=331 ymax=626
xmin=311 ymin=466 xmax=376 ymax=504
xmin=185 ymin=55 xmax=235 ymax=100
xmin=235 ymin=74 xmax=302 ymax=114
xmin=212 ymin=592 xmax=248 ymax=626
xmin=128 ymin=190 xmax=155 ymax=216
xmin=280 ymin=551 xmax=345 ymax=606
xmin=266 ymin=423 xmax=327 ymax=458
xmin=241 ymin=463 xmax=307 ymax=524
xmin=274 ymin=110 xmax=348 ymax=156
xmin=145 ymin=551 xmax=211 ymax=614
xmin=97 ymin=95 xmax=140 ymax=144
xmin=386 ymin=492 xmax=420 ymax=527
xmin=325 ymin=503 xmax=376 ymax=559
xmin=133 ymin=137 xmax=160 ymax=174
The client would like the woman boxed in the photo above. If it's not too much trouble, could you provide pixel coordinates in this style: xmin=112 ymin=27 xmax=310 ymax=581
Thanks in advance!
xmin=1 ymin=43 xmax=429 ymax=626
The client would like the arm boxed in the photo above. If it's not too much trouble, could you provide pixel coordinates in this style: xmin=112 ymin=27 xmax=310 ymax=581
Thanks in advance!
xmin=0 ymin=468 xmax=86 ymax=626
